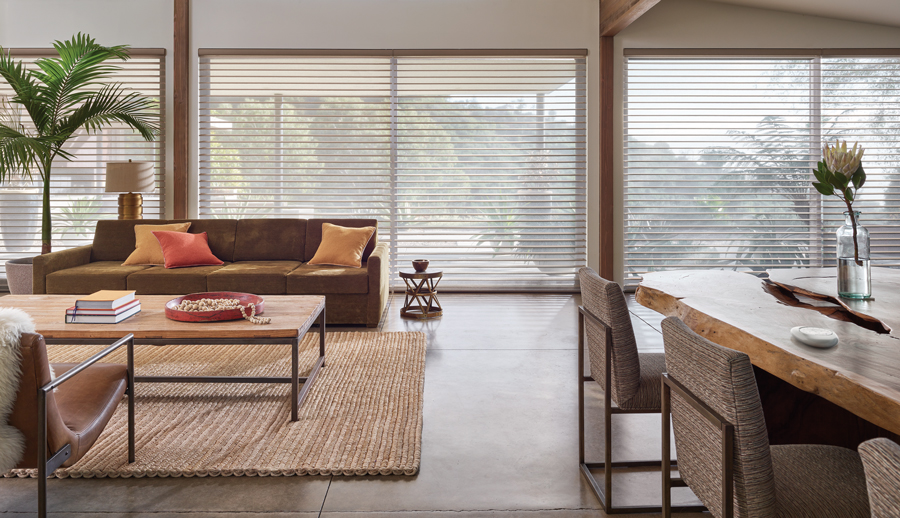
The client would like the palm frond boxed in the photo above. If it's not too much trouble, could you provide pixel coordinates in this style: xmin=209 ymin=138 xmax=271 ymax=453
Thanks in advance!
xmin=0 ymin=48 xmax=52 ymax=133
xmin=29 ymin=33 xmax=132 ymax=132
xmin=0 ymin=124 xmax=53 ymax=181
xmin=57 ymin=84 xmax=158 ymax=141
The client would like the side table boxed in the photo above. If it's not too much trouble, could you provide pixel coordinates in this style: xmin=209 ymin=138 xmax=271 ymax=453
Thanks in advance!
xmin=399 ymin=269 xmax=443 ymax=319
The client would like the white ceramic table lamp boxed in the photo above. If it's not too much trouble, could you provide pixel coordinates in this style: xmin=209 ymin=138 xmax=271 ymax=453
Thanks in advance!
xmin=105 ymin=160 xmax=155 ymax=220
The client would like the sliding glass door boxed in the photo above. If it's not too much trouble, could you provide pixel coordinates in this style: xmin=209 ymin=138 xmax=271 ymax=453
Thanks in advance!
xmin=199 ymin=52 xmax=587 ymax=290
xmin=624 ymin=52 xmax=900 ymax=285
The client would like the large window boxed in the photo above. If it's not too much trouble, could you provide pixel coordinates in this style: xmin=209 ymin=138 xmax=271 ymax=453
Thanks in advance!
xmin=199 ymin=51 xmax=586 ymax=290
xmin=0 ymin=50 xmax=166 ymax=288
xmin=624 ymin=51 xmax=900 ymax=285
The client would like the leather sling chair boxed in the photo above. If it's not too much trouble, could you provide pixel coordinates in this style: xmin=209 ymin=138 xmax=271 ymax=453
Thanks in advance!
xmin=7 ymin=332 xmax=135 ymax=518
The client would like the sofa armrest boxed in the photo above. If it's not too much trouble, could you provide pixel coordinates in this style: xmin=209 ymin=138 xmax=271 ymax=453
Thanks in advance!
xmin=366 ymin=242 xmax=390 ymax=327
xmin=32 ymin=245 xmax=93 ymax=294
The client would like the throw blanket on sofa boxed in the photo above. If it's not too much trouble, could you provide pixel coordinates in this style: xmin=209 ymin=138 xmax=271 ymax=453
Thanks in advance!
xmin=0 ymin=308 xmax=34 ymax=472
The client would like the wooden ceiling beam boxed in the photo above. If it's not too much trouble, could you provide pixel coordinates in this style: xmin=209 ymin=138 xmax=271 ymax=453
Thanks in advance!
xmin=600 ymin=0 xmax=661 ymax=36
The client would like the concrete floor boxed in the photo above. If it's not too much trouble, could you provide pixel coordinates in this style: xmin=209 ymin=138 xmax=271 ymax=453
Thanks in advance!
xmin=0 ymin=293 xmax=705 ymax=517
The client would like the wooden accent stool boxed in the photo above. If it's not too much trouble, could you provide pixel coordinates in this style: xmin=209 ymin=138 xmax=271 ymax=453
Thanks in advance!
xmin=399 ymin=269 xmax=443 ymax=319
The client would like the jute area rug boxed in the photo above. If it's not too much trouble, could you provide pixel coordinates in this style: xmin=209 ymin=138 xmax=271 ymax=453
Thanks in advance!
xmin=5 ymin=331 xmax=425 ymax=479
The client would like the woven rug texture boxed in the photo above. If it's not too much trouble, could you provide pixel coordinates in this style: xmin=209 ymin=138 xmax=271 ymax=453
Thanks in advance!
xmin=4 ymin=331 xmax=425 ymax=478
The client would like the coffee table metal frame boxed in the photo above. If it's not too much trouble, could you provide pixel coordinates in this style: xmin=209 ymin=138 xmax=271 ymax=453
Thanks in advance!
xmin=43 ymin=305 xmax=326 ymax=423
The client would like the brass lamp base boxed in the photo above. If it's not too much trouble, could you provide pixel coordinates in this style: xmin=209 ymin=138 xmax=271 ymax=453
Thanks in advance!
xmin=118 ymin=192 xmax=144 ymax=220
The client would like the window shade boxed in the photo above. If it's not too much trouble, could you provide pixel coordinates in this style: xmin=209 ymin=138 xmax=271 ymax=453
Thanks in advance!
xmin=624 ymin=54 xmax=900 ymax=286
xmin=0 ymin=51 xmax=166 ymax=288
xmin=199 ymin=52 xmax=586 ymax=290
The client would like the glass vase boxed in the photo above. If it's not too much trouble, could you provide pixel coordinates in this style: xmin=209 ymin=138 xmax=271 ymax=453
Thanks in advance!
xmin=836 ymin=211 xmax=871 ymax=299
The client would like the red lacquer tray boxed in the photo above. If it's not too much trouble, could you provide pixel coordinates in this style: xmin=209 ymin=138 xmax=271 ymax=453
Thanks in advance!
xmin=165 ymin=292 xmax=265 ymax=322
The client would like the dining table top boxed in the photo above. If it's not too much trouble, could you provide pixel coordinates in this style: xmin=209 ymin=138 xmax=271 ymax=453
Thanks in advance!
xmin=635 ymin=267 xmax=900 ymax=436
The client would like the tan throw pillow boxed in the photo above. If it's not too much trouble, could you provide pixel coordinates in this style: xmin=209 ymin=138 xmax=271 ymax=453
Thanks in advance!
xmin=122 ymin=222 xmax=192 ymax=265
xmin=307 ymin=223 xmax=376 ymax=268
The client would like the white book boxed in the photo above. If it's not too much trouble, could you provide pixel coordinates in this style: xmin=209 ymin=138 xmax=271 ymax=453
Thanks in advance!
xmin=66 ymin=304 xmax=141 ymax=324
xmin=66 ymin=299 xmax=141 ymax=316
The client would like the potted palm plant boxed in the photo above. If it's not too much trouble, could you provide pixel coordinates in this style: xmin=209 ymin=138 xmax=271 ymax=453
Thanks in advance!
xmin=0 ymin=34 xmax=158 ymax=293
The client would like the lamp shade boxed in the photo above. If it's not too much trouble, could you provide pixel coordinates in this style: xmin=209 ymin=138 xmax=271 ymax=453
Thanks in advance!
xmin=105 ymin=161 xmax=156 ymax=193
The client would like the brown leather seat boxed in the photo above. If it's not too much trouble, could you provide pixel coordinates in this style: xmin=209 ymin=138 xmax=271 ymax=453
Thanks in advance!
xmin=7 ymin=333 xmax=128 ymax=469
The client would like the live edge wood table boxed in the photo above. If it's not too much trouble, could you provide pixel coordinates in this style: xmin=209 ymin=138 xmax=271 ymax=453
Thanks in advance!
xmin=636 ymin=268 xmax=900 ymax=447
xmin=0 ymin=295 xmax=326 ymax=422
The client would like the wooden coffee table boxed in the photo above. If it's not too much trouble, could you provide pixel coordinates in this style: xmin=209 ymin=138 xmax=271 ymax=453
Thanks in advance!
xmin=0 ymin=295 xmax=326 ymax=422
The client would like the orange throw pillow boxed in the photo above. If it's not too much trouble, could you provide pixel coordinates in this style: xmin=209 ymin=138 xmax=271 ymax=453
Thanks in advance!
xmin=308 ymin=223 xmax=376 ymax=268
xmin=152 ymin=231 xmax=224 ymax=269
xmin=123 ymin=222 xmax=191 ymax=265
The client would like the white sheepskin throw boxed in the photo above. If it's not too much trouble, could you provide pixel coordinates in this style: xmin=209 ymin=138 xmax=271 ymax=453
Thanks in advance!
xmin=0 ymin=307 xmax=35 ymax=473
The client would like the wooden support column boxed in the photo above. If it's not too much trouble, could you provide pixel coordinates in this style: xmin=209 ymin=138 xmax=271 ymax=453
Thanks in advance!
xmin=599 ymin=36 xmax=615 ymax=280
xmin=597 ymin=0 xmax=660 ymax=280
xmin=173 ymin=0 xmax=189 ymax=219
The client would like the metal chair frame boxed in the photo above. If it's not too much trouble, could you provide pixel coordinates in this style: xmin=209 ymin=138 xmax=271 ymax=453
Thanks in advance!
xmin=37 ymin=333 xmax=135 ymax=518
xmin=662 ymin=372 xmax=734 ymax=518
xmin=578 ymin=306 xmax=703 ymax=514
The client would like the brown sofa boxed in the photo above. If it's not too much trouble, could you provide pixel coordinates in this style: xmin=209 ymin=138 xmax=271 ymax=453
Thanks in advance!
xmin=32 ymin=218 xmax=389 ymax=327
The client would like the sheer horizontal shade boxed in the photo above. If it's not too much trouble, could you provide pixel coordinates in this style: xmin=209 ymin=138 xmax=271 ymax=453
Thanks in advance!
xmin=624 ymin=54 xmax=900 ymax=286
xmin=199 ymin=53 xmax=586 ymax=290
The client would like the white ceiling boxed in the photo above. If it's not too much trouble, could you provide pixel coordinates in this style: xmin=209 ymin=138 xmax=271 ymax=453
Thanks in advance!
xmin=706 ymin=0 xmax=900 ymax=28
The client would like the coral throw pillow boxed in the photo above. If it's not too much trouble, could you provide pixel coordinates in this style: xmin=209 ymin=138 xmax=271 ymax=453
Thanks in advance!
xmin=152 ymin=231 xmax=224 ymax=269
xmin=123 ymin=222 xmax=191 ymax=265
xmin=308 ymin=223 xmax=376 ymax=268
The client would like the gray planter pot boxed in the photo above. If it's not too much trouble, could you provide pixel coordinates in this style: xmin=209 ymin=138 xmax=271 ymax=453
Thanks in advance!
xmin=5 ymin=257 xmax=34 ymax=294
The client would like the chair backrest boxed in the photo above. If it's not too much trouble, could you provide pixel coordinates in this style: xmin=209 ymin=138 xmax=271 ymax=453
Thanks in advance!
xmin=6 ymin=333 xmax=70 ymax=470
xmin=661 ymin=316 xmax=776 ymax=518
xmin=860 ymin=438 xmax=900 ymax=518
xmin=578 ymin=267 xmax=641 ymax=406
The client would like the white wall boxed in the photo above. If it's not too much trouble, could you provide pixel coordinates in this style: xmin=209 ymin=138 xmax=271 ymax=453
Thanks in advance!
xmin=191 ymin=0 xmax=601 ymax=269
xmin=614 ymin=0 xmax=900 ymax=283
xmin=0 ymin=0 xmax=175 ymax=217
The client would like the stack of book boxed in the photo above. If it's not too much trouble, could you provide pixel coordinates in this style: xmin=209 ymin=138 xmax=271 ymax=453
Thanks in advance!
xmin=66 ymin=290 xmax=141 ymax=324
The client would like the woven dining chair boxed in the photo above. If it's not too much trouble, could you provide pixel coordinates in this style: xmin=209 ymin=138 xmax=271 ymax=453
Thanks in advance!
xmin=860 ymin=437 xmax=900 ymax=518
xmin=577 ymin=267 xmax=702 ymax=514
xmin=659 ymin=316 xmax=870 ymax=518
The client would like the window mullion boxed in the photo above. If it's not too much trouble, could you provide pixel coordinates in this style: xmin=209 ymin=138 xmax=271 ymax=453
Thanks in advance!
xmin=810 ymin=55 xmax=824 ymax=267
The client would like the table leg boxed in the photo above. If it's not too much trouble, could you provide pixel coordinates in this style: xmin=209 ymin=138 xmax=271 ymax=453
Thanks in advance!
xmin=296 ymin=304 xmax=327 ymax=413
xmin=127 ymin=337 xmax=135 ymax=463
xmin=319 ymin=304 xmax=326 ymax=367
xmin=291 ymin=337 xmax=299 ymax=422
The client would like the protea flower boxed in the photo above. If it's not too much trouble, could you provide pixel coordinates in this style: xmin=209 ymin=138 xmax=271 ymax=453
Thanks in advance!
xmin=812 ymin=140 xmax=868 ymax=266
xmin=823 ymin=140 xmax=865 ymax=177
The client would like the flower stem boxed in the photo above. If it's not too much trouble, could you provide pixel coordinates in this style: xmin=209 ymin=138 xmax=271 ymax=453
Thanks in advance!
xmin=845 ymin=201 xmax=861 ymax=266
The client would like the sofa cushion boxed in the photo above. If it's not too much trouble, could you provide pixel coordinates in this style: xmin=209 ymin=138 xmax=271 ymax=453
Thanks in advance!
xmin=93 ymin=219 xmax=175 ymax=262
xmin=92 ymin=219 xmax=238 ymax=262
xmin=126 ymin=263 xmax=230 ymax=295
xmin=207 ymin=261 xmax=302 ymax=295
xmin=286 ymin=263 xmax=369 ymax=295
xmin=305 ymin=219 xmax=378 ymax=262
xmin=46 ymin=262 xmax=152 ymax=294
xmin=233 ymin=219 xmax=306 ymax=261
xmin=186 ymin=219 xmax=238 ymax=263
